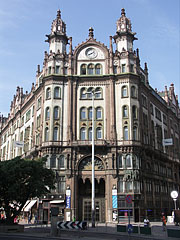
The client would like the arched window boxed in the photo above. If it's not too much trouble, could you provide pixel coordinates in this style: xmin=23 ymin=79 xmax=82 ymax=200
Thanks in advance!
xmin=122 ymin=86 xmax=128 ymax=97
xmin=117 ymin=155 xmax=123 ymax=168
xmin=96 ymin=127 xmax=102 ymax=139
xmin=88 ymin=107 xmax=92 ymax=120
xmin=53 ymin=127 xmax=58 ymax=141
xmin=54 ymin=106 xmax=59 ymax=119
xmin=95 ymin=64 xmax=102 ymax=75
xmin=122 ymin=106 xmax=128 ymax=118
xmin=81 ymin=64 xmax=87 ymax=75
xmin=45 ymin=127 xmax=49 ymax=141
xmin=87 ymin=64 xmax=94 ymax=75
xmin=132 ymin=106 xmax=137 ymax=119
xmin=125 ymin=154 xmax=132 ymax=168
xmin=54 ymin=87 xmax=61 ymax=98
xmin=123 ymin=126 xmax=128 ymax=140
xmin=96 ymin=107 xmax=102 ymax=119
xmin=133 ymin=126 xmax=138 ymax=140
xmin=80 ymin=107 xmax=86 ymax=120
xmin=46 ymin=87 xmax=51 ymax=99
xmin=80 ymin=127 xmax=86 ymax=140
xmin=95 ymin=87 xmax=102 ymax=99
xmin=80 ymin=88 xmax=87 ymax=99
xmin=87 ymin=87 xmax=93 ymax=99
xmin=58 ymin=155 xmax=65 ymax=169
xmin=88 ymin=127 xmax=92 ymax=140
xmin=131 ymin=86 xmax=136 ymax=98
xmin=50 ymin=155 xmax=56 ymax=168
xmin=45 ymin=107 xmax=50 ymax=120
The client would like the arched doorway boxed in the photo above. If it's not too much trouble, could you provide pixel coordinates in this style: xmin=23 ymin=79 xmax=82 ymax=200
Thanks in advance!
xmin=78 ymin=156 xmax=106 ymax=222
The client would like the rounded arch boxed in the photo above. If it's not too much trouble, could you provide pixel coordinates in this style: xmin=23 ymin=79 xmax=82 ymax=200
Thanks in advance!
xmin=78 ymin=155 xmax=105 ymax=171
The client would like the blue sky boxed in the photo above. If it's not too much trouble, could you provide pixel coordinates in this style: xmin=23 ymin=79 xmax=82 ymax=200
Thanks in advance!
xmin=0 ymin=0 xmax=179 ymax=116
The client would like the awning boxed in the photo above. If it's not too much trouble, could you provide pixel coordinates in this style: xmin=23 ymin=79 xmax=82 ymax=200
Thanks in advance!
xmin=22 ymin=200 xmax=31 ymax=211
xmin=24 ymin=200 xmax=37 ymax=212
xmin=50 ymin=200 xmax=64 ymax=204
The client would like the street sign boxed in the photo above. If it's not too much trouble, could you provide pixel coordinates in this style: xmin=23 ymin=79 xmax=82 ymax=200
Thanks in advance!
xmin=125 ymin=195 xmax=133 ymax=204
xmin=127 ymin=224 xmax=133 ymax=234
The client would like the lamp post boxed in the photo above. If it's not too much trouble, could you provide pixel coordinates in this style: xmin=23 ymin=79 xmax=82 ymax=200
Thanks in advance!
xmin=171 ymin=190 xmax=178 ymax=210
xmin=86 ymin=89 xmax=101 ymax=228
xmin=91 ymin=90 xmax=95 ymax=228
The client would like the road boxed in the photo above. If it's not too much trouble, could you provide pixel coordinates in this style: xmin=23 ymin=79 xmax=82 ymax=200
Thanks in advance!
xmin=0 ymin=233 xmax=163 ymax=240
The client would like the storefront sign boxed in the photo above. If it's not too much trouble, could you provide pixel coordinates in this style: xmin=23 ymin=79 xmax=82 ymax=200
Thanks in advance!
xmin=112 ymin=189 xmax=117 ymax=209
xmin=66 ymin=189 xmax=71 ymax=209
xmin=66 ymin=196 xmax=71 ymax=209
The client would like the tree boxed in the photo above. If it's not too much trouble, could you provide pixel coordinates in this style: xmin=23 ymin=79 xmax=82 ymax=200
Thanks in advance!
xmin=0 ymin=157 xmax=55 ymax=224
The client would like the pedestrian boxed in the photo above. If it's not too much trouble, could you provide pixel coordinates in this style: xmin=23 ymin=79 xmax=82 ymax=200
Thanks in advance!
xmin=162 ymin=215 xmax=166 ymax=231
xmin=144 ymin=217 xmax=150 ymax=227
xmin=28 ymin=214 xmax=32 ymax=224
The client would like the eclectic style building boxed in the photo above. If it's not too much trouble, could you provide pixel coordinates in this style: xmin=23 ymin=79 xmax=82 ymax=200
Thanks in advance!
xmin=0 ymin=9 xmax=180 ymax=223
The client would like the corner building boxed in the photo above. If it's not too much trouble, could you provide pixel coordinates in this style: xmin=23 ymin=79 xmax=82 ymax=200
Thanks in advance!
xmin=0 ymin=9 xmax=180 ymax=223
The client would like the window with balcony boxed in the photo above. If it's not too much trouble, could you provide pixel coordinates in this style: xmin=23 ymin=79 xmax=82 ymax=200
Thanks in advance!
xmin=96 ymin=127 xmax=102 ymax=139
xmin=123 ymin=126 xmax=129 ymax=140
xmin=53 ymin=127 xmax=58 ymax=141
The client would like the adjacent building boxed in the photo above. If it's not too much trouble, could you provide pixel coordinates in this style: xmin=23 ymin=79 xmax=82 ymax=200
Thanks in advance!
xmin=0 ymin=9 xmax=180 ymax=223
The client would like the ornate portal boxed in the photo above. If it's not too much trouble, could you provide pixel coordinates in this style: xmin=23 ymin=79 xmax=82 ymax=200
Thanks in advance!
xmin=79 ymin=156 xmax=105 ymax=171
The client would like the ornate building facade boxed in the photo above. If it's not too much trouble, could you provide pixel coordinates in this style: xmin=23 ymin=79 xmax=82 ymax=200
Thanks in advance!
xmin=0 ymin=9 xmax=180 ymax=223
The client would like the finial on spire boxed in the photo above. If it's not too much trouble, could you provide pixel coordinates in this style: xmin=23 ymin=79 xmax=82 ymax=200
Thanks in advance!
xmin=89 ymin=27 xmax=94 ymax=39
xmin=121 ymin=8 xmax=126 ymax=16
xmin=57 ymin=9 xmax=61 ymax=19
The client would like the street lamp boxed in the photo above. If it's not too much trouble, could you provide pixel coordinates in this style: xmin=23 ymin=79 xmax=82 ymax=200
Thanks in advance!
xmin=171 ymin=190 xmax=178 ymax=210
xmin=86 ymin=89 xmax=101 ymax=228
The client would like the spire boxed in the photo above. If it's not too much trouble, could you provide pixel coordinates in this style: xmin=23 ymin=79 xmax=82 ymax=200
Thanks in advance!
xmin=89 ymin=27 xmax=94 ymax=39
xmin=121 ymin=8 xmax=126 ymax=17
xmin=57 ymin=9 xmax=61 ymax=19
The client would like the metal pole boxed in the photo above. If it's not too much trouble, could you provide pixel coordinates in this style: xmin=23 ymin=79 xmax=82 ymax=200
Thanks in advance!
xmin=92 ymin=92 xmax=95 ymax=228
xmin=174 ymin=199 xmax=177 ymax=210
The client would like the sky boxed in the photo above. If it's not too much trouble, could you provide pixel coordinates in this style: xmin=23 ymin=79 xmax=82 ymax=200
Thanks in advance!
xmin=0 ymin=0 xmax=179 ymax=117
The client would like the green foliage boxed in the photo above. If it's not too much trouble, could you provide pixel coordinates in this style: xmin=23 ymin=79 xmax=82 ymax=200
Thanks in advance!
xmin=0 ymin=156 xmax=55 ymax=224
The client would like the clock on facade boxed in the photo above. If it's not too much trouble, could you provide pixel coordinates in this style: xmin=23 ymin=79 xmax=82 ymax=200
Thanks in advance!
xmin=85 ymin=48 xmax=97 ymax=59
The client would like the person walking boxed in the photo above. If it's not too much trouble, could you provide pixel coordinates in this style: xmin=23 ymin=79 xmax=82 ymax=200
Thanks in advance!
xmin=162 ymin=215 xmax=167 ymax=231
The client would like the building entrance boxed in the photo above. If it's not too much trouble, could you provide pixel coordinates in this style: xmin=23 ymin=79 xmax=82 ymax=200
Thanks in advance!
xmin=78 ymin=178 xmax=105 ymax=222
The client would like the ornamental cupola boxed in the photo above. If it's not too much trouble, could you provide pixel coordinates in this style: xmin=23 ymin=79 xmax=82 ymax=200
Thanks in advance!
xmin=45 ymin=9 xmax=68 ymax=54
xmin=114 ymin=8 xmax=137 ymax=52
